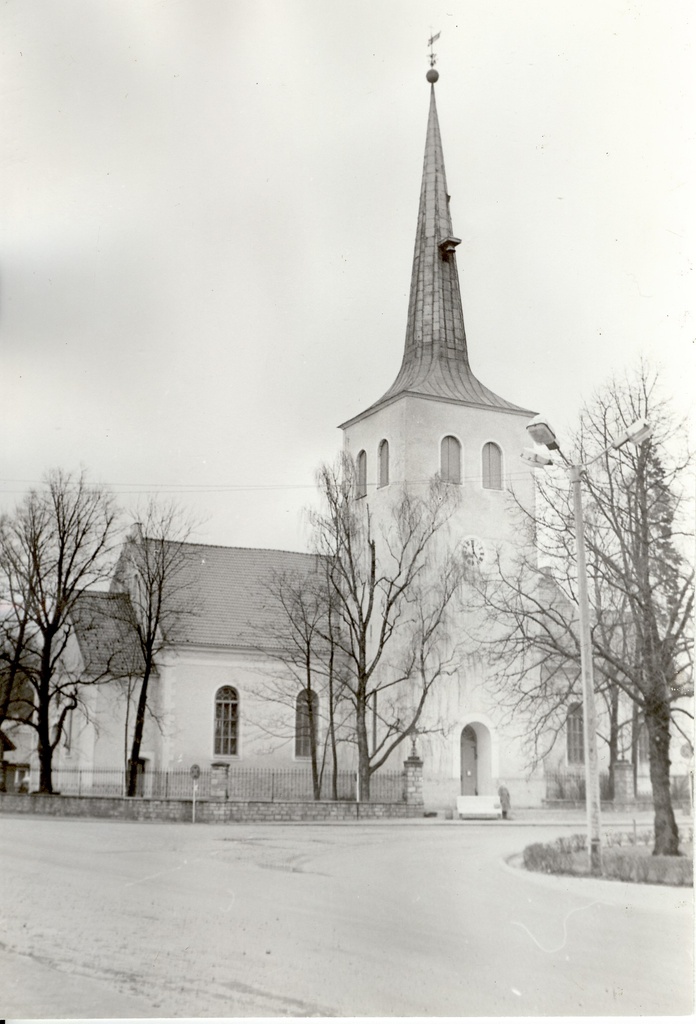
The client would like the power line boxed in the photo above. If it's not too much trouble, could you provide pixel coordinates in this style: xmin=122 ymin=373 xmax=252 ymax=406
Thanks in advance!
xmin=0 ymin=470 xmax=537 ymax=496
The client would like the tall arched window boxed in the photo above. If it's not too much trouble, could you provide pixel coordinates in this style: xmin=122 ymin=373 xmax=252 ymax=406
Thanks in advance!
xmin=440 ymin=435 xmax=461 ymax=484
xmin=567 ymin=702 xmax=584 ymax=765
xmin=482 ymin=442 xmax=503 ymax=490
xmin=295 ymin=688 xmax=319 ymax=759
xmin=378 ymin=439 xmax=389 ymax=487
xmin=356 ymin=450 xmax=367 ymax=498
xmin=214 ymin=686 xmax=239 ymax=756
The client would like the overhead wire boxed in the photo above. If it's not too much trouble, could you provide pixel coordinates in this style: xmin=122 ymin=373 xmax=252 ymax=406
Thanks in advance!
xmin=0 ymin=468 xmax=542 ymax=497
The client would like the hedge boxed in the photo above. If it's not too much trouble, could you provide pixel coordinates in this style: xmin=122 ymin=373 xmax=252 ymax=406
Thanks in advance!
xmin=522 ymin=829 xmax=693 ymax=886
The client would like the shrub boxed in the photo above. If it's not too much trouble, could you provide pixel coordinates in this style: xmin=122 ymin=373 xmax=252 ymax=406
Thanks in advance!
xmin=601 ymin=852 xmax=693 ymax=886
xmin=523 ymin=834 xmax=586 ymax=873
xmin=522 ymin=832 xmax=693 ymax=886
xmin=555 ymin=834 xmax=588 ymax=854
xmin=523 ymin=842 xmax=569 ymax=873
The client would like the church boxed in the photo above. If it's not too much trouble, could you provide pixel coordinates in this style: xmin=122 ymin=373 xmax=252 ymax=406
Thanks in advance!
xmin=4 ymin=68 xmax=659 ymax=810
xmin=336 ymin=67 xmax=542 ymax=807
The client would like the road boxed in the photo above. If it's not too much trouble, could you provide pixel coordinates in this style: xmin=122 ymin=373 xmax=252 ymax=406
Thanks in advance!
xmin=0 ymin=816 xmax=692 ymax=1017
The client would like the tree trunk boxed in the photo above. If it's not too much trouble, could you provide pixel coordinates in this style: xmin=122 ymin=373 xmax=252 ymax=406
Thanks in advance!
xmin=308 ymin=690 xmax=321 ymax=800
xmin=607 ymin=686 xmax=619 ymax=801
xmin=38 ymin=750 xmax=53 ymax=794
xmin=325 ymin=593 xmax=340 ymax=801
xmin=631 ymin=701 xmax=640 ymax=796
xmin=356 ymin=695 xmax=370 ymax=801
xmin=645 ymin=698 xmax=679 ymax=855
xmin=37 ymin=725 xmax=53 ymax=794
xmin=327 ymin=642 xmax=338 ymax=801
xmin=36 ymin=678 xmax=54 ymax=794
xmin=127 ymin=668 xmax=151 ymax=797
xmin=123 ymin=678 xmax=133 ymax=792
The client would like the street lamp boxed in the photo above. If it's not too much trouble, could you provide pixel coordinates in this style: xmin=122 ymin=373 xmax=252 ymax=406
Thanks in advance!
xmin=521 ymin=415 xmax=652 ymax=876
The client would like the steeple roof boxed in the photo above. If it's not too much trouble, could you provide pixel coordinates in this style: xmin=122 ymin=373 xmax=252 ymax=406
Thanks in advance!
xmin=341 ymin=75 xmax=532 ymax=428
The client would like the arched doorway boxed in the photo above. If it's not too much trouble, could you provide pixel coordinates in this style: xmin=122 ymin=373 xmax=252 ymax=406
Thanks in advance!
xmin=460 ymin=725 xmax=478 ymax=795
xmin=458 ymin=720 xmax=495 ymax=796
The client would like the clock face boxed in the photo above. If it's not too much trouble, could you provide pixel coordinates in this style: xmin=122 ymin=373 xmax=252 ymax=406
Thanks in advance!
xmin=462 ymin=536 xmax=486 ymax=566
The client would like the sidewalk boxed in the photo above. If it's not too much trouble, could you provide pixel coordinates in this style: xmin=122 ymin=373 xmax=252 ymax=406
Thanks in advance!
xmin=330 ymin=806 xmax=691 ymax=829
xmin=266 ymin=807 xmax=689 ymax=829
xmin=432 ymin=806 xmax=693 ymax=830
xmin=485 ymin=806 xmax=657 ymax=827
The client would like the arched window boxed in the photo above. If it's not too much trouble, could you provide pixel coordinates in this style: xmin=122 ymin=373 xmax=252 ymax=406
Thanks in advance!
xmin=214 ymin=686 xmax=238 ymax=756
xmin=356 ymin=450 xmax=367 ymax=498
xmin=567 ymin=702 xmax=584 ymax=765
xmin=482 ymin=442 xmax=503 ymax=490
xmin=378 ymin=439 xmax=389 ymax=487
xmin=295 ymin=688 xmax=319 ymax=759
xmin=440 ymin=435 xmax=461 ymax=484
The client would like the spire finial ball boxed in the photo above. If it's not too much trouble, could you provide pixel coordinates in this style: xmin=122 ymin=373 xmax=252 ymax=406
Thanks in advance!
xmin=426 ymin=69 xmax=439 ymax=84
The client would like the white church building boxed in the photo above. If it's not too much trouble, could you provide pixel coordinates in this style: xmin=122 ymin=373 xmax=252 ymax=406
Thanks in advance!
xmin=4 ymin=69 xmax=665 ymax=811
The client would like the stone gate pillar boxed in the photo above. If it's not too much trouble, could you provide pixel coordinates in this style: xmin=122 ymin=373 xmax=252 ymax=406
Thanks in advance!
xmin=210 ymin=762 xmax=229 ymax=801
xmin=403 ymin=753 xmax=424 ymax=807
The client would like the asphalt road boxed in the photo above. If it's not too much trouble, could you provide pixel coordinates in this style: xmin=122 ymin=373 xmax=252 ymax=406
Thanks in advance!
xmin=0 ymin=816 xmax=693 ymax=1017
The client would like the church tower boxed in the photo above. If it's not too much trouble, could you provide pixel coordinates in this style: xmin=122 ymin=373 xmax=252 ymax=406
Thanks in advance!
xmin=340 ymin=68 xmax=535 ymax=560
xmin=339 ymin=66 xmax=540 ymax=807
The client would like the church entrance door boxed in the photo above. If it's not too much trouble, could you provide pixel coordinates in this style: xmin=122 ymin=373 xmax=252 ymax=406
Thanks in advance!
xmin=460 ymin=725 xmax=478 ymax=795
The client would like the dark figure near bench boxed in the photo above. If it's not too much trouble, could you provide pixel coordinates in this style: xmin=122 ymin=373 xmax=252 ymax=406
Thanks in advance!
xmin=498 ymin=783 xmax=511 ymax=820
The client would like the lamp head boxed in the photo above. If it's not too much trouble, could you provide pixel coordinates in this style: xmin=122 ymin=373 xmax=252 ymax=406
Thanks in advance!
xmin=612 ymin=417 xmax=652 ymax=449
xmin=520 ymin=448 xmax=554 ymax=468
xmin=526 ymin=415 xmax=560 ymax=450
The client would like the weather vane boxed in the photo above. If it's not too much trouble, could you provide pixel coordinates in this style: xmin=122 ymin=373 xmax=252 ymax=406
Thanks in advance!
xmin=427 ymin=30 xmax=441 ymax=83
xmin=428 ymin=30 xmax=441 ymax=68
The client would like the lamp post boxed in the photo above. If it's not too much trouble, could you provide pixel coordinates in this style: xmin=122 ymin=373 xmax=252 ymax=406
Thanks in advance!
xmin=521 ymin=415 xmax=651 ymax=876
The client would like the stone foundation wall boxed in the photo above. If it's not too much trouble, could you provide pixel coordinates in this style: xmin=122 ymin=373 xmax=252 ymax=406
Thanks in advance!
xmin=0 ymin=793 xmax=422 ymax=824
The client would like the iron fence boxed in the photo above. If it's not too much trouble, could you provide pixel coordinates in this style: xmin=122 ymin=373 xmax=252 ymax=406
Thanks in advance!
xmin=50 ymin=767 xmax=205 ymax=799
xmin=545 ymin=770 xmax=613 ymax=803
xmin=49 ymin=765 xmax=406 ymax=803
xmin=224 ymin=767 xmax=356 ymax=802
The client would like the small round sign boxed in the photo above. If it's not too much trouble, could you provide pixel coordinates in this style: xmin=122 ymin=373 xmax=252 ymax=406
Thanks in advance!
xmin=190 ymin=764 xmax=201 ymax=780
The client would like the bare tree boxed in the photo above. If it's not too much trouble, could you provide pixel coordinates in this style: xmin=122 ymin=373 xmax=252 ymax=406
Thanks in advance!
xmin=111 ymin=500 xmax=197 ymax=797
xmin=310 ymin=455 xmax=466 ymax=800
xmin=0 ymin=470 xmax=119 ymax=793
xmin=254 ymin=563 xmax=350 ymax=799
xmin=470 ymin=366 xmax=693 ymax=854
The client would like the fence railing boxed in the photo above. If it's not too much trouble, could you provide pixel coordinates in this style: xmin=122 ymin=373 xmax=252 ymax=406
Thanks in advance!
xmin=49 ymin=766 xmax=406 ymax=803
xmin=546 ymin=770 xmax=614 ymax=803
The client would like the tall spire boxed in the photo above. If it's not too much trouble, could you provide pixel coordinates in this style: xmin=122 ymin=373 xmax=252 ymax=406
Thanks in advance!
xmin=370 ymin=71 xmax=528 ymax=415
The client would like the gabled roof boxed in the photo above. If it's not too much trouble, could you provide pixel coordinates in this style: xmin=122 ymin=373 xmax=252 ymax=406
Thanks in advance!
xmin=341 ymin=75 xmax=533 ymax=429
xmin=112 ymin=542 xmax=323 ymax=651
xmin=76 ymin=544 xmax=322 ymax=663
xmin=71 ymin=591 xmax=145 ymax=678
xmin=167 ymin=543 xmax=322 ymax=649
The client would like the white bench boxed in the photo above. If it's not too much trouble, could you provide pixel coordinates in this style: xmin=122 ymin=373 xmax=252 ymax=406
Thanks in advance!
xmin=456 ymin=795 xmax=502 ymax=820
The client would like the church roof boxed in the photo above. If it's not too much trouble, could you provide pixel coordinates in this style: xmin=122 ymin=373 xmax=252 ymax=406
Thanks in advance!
xmin=81 ymin=545 xmax=324 ymax=661
xmin=71 ymin=591 xmax=145 ymax=677
xmin=341 ymin=74 xmax=532 ymax=428
xmin=166 ymin=543 xmax=322 ymax=650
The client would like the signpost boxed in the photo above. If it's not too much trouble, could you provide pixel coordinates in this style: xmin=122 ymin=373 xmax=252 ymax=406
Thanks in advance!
xmin=190 ymin=764 xmax=200 ymax=824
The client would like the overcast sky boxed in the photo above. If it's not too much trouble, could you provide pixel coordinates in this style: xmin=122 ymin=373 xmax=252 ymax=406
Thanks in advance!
xmin=2 ymin=1 xmax=693 ymax=551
